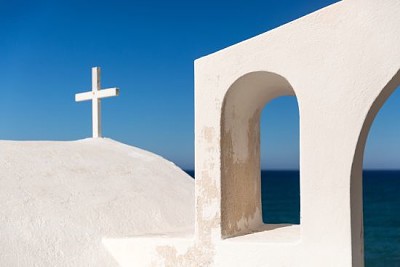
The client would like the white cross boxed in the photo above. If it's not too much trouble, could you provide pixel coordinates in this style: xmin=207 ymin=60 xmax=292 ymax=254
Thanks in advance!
xmin=75 ymin=67 xmax=119 ymax=138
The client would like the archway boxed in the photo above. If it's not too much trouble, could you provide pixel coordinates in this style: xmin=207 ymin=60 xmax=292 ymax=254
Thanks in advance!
xmin=351 ymin=70 xmax=400 ymax=265
xmin=362 ymin=86 xmax=400 ymax=265
xmin=221 ymin=71 xmax=300 ymax=238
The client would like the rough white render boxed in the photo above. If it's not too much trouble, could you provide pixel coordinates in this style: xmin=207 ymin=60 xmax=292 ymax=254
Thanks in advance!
xmin=114 ymin=1 xmax=400 ymax=266
xmin=0 ymin=138 xmax=194 ymax=266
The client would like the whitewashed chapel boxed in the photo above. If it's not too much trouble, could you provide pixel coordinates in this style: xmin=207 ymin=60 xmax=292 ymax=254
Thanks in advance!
xmin=1 ymin=1 xmax=400 ymax=266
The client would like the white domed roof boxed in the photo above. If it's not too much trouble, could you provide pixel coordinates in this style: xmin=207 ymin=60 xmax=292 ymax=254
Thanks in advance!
xmin=0 ymin=138 xmax=194 ymax=266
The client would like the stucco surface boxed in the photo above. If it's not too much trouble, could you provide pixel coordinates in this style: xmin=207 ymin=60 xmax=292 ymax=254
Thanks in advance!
xmin=0 ymin=138 xmax=194 ymax=266
xmin=118 ymin=0 xmax=400 ymax=266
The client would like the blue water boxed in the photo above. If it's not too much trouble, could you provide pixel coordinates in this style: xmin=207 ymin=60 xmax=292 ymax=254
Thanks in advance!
xmin=184 ymin=170 xmax=400 ymax=266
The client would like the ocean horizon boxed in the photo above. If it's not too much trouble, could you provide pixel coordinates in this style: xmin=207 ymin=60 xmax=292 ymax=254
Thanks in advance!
xmin=184 ymin=170 xmax=400 ymax=266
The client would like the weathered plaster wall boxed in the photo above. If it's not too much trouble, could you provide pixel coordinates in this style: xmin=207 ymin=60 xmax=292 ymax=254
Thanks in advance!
xmin=195 ymin=1 xmax=400 ymax=265
xmin=108 ymin=1 xmax=400 ymax=266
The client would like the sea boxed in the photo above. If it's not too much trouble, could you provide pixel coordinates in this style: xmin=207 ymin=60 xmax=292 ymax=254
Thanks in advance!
xmin=184 ymin=170 xmax=400 ymax=266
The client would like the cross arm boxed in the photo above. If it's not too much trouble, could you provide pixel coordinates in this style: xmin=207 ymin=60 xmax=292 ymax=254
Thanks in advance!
xmin=75 ymin=88 xmax=120 ymax=102
xmin=97 ymin=88 xmax=120 ymax=99
xmin=75 ymin=91 xmax=93 ymax=102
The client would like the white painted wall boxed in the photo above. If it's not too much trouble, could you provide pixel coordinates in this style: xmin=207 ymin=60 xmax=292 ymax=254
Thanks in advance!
xmin=112 ymin=0 xmax=400 ymax=266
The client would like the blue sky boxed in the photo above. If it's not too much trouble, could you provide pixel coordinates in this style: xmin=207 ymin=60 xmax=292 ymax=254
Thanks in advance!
xmin=1 ymin=0 xmax=399 ymax=170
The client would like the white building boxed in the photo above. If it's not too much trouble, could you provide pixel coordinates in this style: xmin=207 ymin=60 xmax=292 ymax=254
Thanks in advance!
xmin=107 ymin=1 xmax=400 ymax=266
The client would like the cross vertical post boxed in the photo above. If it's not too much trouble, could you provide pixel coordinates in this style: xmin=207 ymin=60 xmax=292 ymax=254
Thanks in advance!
xmin=92 ymin=67 xmax=101 ymax=138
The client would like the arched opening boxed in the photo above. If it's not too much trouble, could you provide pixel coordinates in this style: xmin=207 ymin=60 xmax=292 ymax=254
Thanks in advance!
xmin=221 ymin=71 xmax=300 ymax=238
xmin=362 ymin=87 xmax=400 ymax=265
xmin=260 ymin=96 xmax=300 ymax=225
xmin=351 ymin=70 xmax=400 ymax=266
